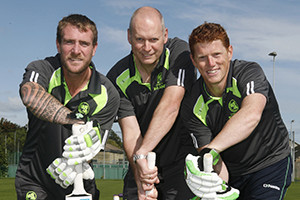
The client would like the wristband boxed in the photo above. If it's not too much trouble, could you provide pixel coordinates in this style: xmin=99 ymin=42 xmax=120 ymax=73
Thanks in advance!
xmin=133 ymin=154 xmax=147 ymax=163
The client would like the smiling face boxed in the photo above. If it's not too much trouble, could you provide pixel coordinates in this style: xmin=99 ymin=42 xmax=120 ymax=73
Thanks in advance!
xmin=191 ymin=39 xmax=233 ymax=96
xmin=56 ymin=24 xmax=97 ymax=76
xmin=128 ymin=7 xmax=168 ymax=69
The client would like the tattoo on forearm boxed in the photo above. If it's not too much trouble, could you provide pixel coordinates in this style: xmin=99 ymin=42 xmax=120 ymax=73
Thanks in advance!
xmin=21 ymin=82 xmax=77 ymax=124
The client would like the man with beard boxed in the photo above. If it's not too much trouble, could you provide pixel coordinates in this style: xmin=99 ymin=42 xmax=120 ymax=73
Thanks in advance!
xmin=15 ymin=14 xmax=119 ymax=200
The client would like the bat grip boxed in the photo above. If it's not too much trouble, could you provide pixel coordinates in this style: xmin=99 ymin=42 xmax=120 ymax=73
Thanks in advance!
xmin=203 ymin=153 xmax=213 ymax=172
xmin=146 ymin=152 xmax=156 ymax=196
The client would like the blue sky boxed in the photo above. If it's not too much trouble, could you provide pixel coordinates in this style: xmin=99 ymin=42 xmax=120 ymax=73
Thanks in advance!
xmin=1 ymin=0 xmax=300 ymax=142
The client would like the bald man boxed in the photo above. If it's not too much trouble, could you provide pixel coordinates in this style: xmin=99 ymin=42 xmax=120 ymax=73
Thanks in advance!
xmin=107 ymin=6 xmax=197 ymax=200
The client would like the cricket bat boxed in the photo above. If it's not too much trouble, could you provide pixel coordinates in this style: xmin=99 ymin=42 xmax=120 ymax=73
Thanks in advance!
xmin=202 ymin=153 xmax=214 ymax=200
xmin=66 ymin=124 xmax=92 ymax=200
xmin=146 ymin=152 xmax=156 ymax=196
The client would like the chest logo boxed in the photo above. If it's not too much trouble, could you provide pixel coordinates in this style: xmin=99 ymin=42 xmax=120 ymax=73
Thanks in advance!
xmin=154 ymin=72 xmax=165 ymax=90
xmin=78 ymin=102 xmax=90 ymax=115
xmin=228 ymin=99 xmax=239 ymax=113
xmin=26 ymin=191 xmax=37 ymax=200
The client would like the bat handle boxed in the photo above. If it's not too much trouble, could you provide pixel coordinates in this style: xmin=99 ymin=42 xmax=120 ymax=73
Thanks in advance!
xmin=203 ymin=153 xmax=213 ymax=172
xmin=147 ymin=152 xmax=156 ymax=170
xmin=146 ymin=152 xmax=156 ymax=196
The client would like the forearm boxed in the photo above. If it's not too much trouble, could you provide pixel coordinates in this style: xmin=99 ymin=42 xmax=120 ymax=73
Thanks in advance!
xmin=119 ymin=116 xmax=144 ymax=186
xmin=20 ymin=82 xmax=81 ymax=124
xmin=119 ymin=116 xmax=143 ymax=165
xmin=208 ymin=93 xmax=266 ymax=152
xmin=137 ymin=103 xmax=179 ymax=154
xmin=137 ymin=86 xmax=185 ymax=155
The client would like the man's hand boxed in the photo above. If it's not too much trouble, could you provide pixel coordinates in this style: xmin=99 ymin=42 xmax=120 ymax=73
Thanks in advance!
xmin=185 ymin=153 xmax=239 ymax=200
xmin=63 ymin=121 xmax=102 ymax=165
xmin=46 ymin=158 xmax=94 ymax=188
xmin=185 ymin=154 xmax=223 ymax=198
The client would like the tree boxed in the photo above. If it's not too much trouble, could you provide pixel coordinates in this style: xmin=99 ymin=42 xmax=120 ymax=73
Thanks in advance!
xmin=107 ymin=129 xmax=123 ymax=149
xmin=0 ymin=118 xmax=27 ymax=177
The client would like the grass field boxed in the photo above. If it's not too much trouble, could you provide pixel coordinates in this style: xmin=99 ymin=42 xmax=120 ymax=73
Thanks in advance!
xmin=0 ymin=178 xmax=123 ymax=200
xmin=1 ymin=178 xmax=299 ymax=199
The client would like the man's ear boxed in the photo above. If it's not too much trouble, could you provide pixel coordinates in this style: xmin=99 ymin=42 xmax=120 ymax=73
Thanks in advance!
xmin=56 ymin=40 xmax=61 ymax=53
xmin=190 ymin=53 xmax=196 ymax=67
xmin=163 ymin=28 xmax=168 ymax=44
xmin=127 ymin=29 xmax=132 ymax=45
xmin=228 ymin=45 xmax=233 ymax=60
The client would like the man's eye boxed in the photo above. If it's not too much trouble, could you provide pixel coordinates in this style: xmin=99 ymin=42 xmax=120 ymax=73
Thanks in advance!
xmin=80 ymin=42 xmax=89 ymax=47
xmin=214 ymin=53 xmax=221 ymax=57
xmin=65 ymin=40 xmax=73 ymax=44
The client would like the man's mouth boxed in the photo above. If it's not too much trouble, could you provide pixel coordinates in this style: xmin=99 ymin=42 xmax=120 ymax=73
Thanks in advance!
xmin=207 ymin=69 xmax=218 ymax=74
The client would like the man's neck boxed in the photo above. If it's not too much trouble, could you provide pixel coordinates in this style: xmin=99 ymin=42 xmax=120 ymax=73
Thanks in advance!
xmin=206 ymin=82 xmax=226 ymax=97
xmin=64 ymin=67 xmax=91 ymax=97
xmin=135 ymin=60 xmax=158 ymax=83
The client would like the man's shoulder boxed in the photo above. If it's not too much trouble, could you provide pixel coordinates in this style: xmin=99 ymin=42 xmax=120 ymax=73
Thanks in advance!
xmin=231 ymin=59 xmax=263 ymax=80
xmin=166 ymin=37 xmax=188 ymax=49
xmin=183 ymin=79 xmax=202 ymax=102
xmin=26 ymin=54 xmax=59 ymax=74
xmin=107 ymin=54 xmax=132 ymax=80
xmin=165 ymin=37 xmax=190 ymax=64
xmin=44 ymin=54 xmax=61 ymax=69
xmin=232 ymin=59 xmax=261 ymax=72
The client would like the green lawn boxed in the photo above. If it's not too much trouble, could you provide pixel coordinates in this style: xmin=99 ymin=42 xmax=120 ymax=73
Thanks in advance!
xmin=1 ymin=178 xmax=299 ymax=199
xmin=0 ymin=178 xmax=123 ymax=200
xmin=284 ymin=180 xmax=300 ymax=199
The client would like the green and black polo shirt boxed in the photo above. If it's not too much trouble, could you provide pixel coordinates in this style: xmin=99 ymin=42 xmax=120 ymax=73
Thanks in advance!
xmin=17 ymin=54 xmax=119 ymax=196
xmin=107 ymin=37 xmax=197 ymax=170
xmin=181 ymin=59 xmax=290 ymax=177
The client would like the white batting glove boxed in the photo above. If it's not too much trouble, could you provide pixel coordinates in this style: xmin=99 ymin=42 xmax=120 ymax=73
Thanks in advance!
xmin=63 ymin=121 xmax=102 ymax=165
xmin=46 ymin=158 xmax=94 ymax=189
xmin=185 ymin=154 xmax=223 ymax=199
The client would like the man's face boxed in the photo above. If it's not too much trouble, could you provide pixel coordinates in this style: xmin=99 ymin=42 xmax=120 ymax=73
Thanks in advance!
xmin=128 ymin=17 xmax=168 ymax=68
xmin=191 ymin=40 xmax=233 ymax=91
xmin=56 ymin=24 xmax=97 ymax=75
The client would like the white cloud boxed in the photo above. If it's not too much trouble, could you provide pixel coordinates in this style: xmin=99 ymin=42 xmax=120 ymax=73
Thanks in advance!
xmin=100 ymin=26 xmax=129 ymax=51
xmin=0 ymin=96 xmax=27 ymax=126
xmin=172 ymin=2 xmax=300 ymax=62
xmin=0 ymin=96 xmax=24 ymax=112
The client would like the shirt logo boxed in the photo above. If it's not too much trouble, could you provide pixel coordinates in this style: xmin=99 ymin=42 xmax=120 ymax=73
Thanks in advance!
xmin=154 ymin=72 xmax=165 ymax=90
xmin=78 ymin=102 xmax=90 ymax=115
xmin=228 ymin=99 xmax=239 ymax=113
xmin=26 ymin=191 xmax=37 ymax=200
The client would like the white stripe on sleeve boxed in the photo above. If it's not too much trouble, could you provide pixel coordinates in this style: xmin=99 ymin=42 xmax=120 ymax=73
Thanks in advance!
xmin=29 ymin=71 xmax=39 ymax=83
xmin=29 ymin=71 xmax=35 ymax=82
xmin=246 ymin=81 xmax=255 ymax=95
xmin=177 ymin=69 xmax=185 ymax=86
xmin=177 ymin=69 xmax=182 ymax=86
xmin=181 ymin=69 xmax=185 ymax=87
